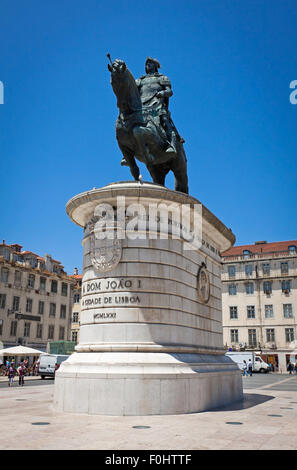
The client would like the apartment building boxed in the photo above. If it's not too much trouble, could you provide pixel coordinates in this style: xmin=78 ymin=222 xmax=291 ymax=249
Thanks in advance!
xmin=70 ymin=269 xmax=82 ymax=345
xmin=0 ymin=241 xmax=76 ymax=351
xmin=221 ymin=240 xmax=297 ymax=373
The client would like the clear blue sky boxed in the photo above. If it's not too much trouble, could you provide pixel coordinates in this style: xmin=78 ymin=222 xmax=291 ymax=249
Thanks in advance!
xmin=0 ymin=0 xmax=296 ymax=274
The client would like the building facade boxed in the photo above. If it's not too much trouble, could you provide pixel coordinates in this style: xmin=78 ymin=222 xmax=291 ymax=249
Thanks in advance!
xmin=221 ymin=240 xmax=297 ymax=372
xmin=70 ymin=269 xmax=82 ymax=345
xmin=0 ymin=241 xmax=76 ymax=352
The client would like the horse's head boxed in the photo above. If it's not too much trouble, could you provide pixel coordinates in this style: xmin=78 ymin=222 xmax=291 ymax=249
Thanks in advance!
xmin=108 ymin=58 xmax=127 ymax=76
xmin=108 ymin=59 xmax=128 ymax=92
xmin=108 ymin=58 xmax=141 ymax=114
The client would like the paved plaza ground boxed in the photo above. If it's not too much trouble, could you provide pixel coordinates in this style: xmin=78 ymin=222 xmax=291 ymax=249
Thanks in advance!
xmin=0 ymin=373 xmax=297 ymax=450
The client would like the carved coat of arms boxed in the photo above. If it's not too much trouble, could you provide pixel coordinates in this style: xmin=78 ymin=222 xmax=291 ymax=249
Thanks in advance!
xmin=89 ymin=221 xmax=122 ymax=273
xmin=197 ymin=263 xmax=210 ymax=304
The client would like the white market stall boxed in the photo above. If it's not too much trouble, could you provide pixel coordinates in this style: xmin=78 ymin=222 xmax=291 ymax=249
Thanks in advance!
xmin=0 ymin=345 xmax=44 ymax=366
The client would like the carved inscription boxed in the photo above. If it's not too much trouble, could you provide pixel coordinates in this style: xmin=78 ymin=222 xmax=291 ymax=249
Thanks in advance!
xmin=83 ymin=278 xmax=141 ymax=294
xmin=82 ymin=278 xmax=142 ymax=314
xmin=94 ymin=312 xmax=116 ymax=320
xmin=83 ymin=295 xmax=141 ymax=307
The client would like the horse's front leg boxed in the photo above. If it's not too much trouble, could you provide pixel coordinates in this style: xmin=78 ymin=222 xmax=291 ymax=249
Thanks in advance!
xmin=118 ymin=144 xmax=140 ymax=181
xmin=132 ymin=126 xmax=154 ymax=165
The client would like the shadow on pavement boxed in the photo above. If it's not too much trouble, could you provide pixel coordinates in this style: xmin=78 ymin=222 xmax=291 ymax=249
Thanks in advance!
xmin=212 ymin=393 xmax=275 ymax=412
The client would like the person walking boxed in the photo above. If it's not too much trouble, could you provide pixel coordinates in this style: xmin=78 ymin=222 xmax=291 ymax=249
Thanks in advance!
xmin=7 ymin=364 xmax=16 ymax=387
xmin=248 ymin=359 xmax=253 ymax=376
xmin=33 ymin=360 xmax=39 ymax=376
xmin=242 ymin=360 xmax=248 ymax=377
xmin=287 ymin=361 xmax=293 ymax=375
xmin=17 ymin=363 xmax=26 ymax=386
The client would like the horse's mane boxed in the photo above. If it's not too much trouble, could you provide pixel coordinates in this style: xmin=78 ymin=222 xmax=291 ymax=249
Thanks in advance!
xmin=112 ymin=66 xmax=142 ymax=112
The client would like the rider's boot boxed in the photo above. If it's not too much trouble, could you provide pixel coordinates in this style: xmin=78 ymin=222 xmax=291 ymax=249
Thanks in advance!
xmin=165 ymin=132 xmax=177 ymax=156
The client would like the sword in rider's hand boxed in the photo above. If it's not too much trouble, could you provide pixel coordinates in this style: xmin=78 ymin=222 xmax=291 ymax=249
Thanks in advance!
xmin=107 ymin=53 xmax=113 ymax=66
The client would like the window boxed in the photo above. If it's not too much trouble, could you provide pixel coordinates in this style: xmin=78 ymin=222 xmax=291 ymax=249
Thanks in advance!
xmin=263 ymin=281 xmax=272 ymax=294
xmin=265 ymin=305 xmax=274 ymax=318
xmin=40 ymin=277 xmax=46 ymax=292
xmin=266 ymin=328 xmax=275 ymax=342
xmin=1 ymin=267 xmax=9 ymax=283
xmin=60 ymin=305 xmax=66 ymax=319
xmin=228 ymin=266 xmax=236 ymax=278
xmin=59 ymin=326 xmax=65 ymax=340
xmin=228 ymin=284 xmax=237 ymax=295
xmin=61 ymin=282 xmax=68 ymax=296
xmin=243 ymin=250 xmax=251 ymax=259
xmin=285 ymin=328 xmax=295 ymax=343
xmin=248 ymin=329 xmax=257 ymax=347
xmin=38 ymin=301 xmax=44 ymax=315
xmin=245 ymin=264 xmax=253 ymax=276
xmin=245 ymin=282 xmax=254 ymax=294
xmin=12 ymin=296 xmax=20 ymax=312
xmin=281 ymin=262 xmax=289 ymax=274
xmin=262 ymin=263 xmax=270 ymax=275
xmin=48 ymin=325 xmax=55 ymax=340
xmin=73 ymin=312 xmax=79 ymax=323
xmin=282 ymin=280 xmax=291 ymax=293
xmin=24 ymin=322 xmax=31 ymax=337
xmin=230 ymin=329 xmax=239 ymax=343
xmin=283 ymin=304 xmax=293 ymax=318
xmin=74 ymin=293 xmax=80 ymax=304
xmin=289 ymin=245 xmax=296 ymax=255
xmin=229 ymin=306 xmax=238 ymax=319
xmin=0 ymin=319 xmax=2 ymax=335
xmin=51 ymin=280 xmax=58 ymax=293
xmin=10 ymin=321 xmax=17 ymax=336
xmin=36 ymin=324 xmax=43 ymax=339
xmin=26 ymin=298 xmax=32 ymax=313
xmin=27 ymin=274 xmax=35 ymax=288
xmin=247 ymin=305 xmax=256 ymax=319
xmin=72 ymin=331 xmax=78 ymax=343
xmin=0 ymin=293 xmax=6 ymax=309
xmin=14 ymin=270 xmax=22 ymax=286
xmin=49 ymin=303 xmax=56 ymax=317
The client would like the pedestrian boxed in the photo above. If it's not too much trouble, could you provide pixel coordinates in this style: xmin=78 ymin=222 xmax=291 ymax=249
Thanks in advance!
xmin=242 ymin=360 xmax=248 ymax=377
xmin=294 ymin=363 xmax=297 ymax=375
xmin=17 ymin=363 xmax=26 ymax=386
xmin=248 ymin=359 xmax=253 ymax=376
xmin=287 ymin=361 xmax=293 ymax=375
xmin=7 ymin=364 xmax=16 ymax=387
xmin=34 ymin=360 xmax=39 ymax=376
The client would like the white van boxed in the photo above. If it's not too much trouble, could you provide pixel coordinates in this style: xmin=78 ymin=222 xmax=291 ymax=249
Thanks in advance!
xmin=38 ymin=354 xmax=69 ymax=379
xmin=225 ymin=352 xmax=269 ymax=373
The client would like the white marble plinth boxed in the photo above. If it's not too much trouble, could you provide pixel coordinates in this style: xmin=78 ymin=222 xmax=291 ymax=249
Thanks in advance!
xmin=54 ymin=181 xmax=243 ymax=415
xmin=54 ymin=352 xmax=242 ymax=415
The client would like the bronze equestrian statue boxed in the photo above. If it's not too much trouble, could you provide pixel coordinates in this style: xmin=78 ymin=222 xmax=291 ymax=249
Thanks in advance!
xmin=108 ymin=56 xmax=189 ymax=194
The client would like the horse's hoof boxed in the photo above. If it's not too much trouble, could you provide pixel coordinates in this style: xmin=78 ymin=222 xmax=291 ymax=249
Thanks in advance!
xmin=120 ymin=158 xmax=129 ymax=167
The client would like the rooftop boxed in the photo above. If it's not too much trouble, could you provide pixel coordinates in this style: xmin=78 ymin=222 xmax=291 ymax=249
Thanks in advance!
xmin=0 ymin=241 xmax=72 ymax=277
xmin=222 ymin=240 xmax=297 ymax=260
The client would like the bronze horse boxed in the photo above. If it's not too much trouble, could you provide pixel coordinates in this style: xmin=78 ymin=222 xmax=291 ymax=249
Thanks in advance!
xmin=108 ymin=59 xmax=189 ymax=194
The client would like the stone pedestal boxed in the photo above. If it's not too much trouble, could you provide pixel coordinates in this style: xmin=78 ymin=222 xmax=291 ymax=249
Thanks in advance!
xmin=54 ymin=181 xmax=243 ymax=415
